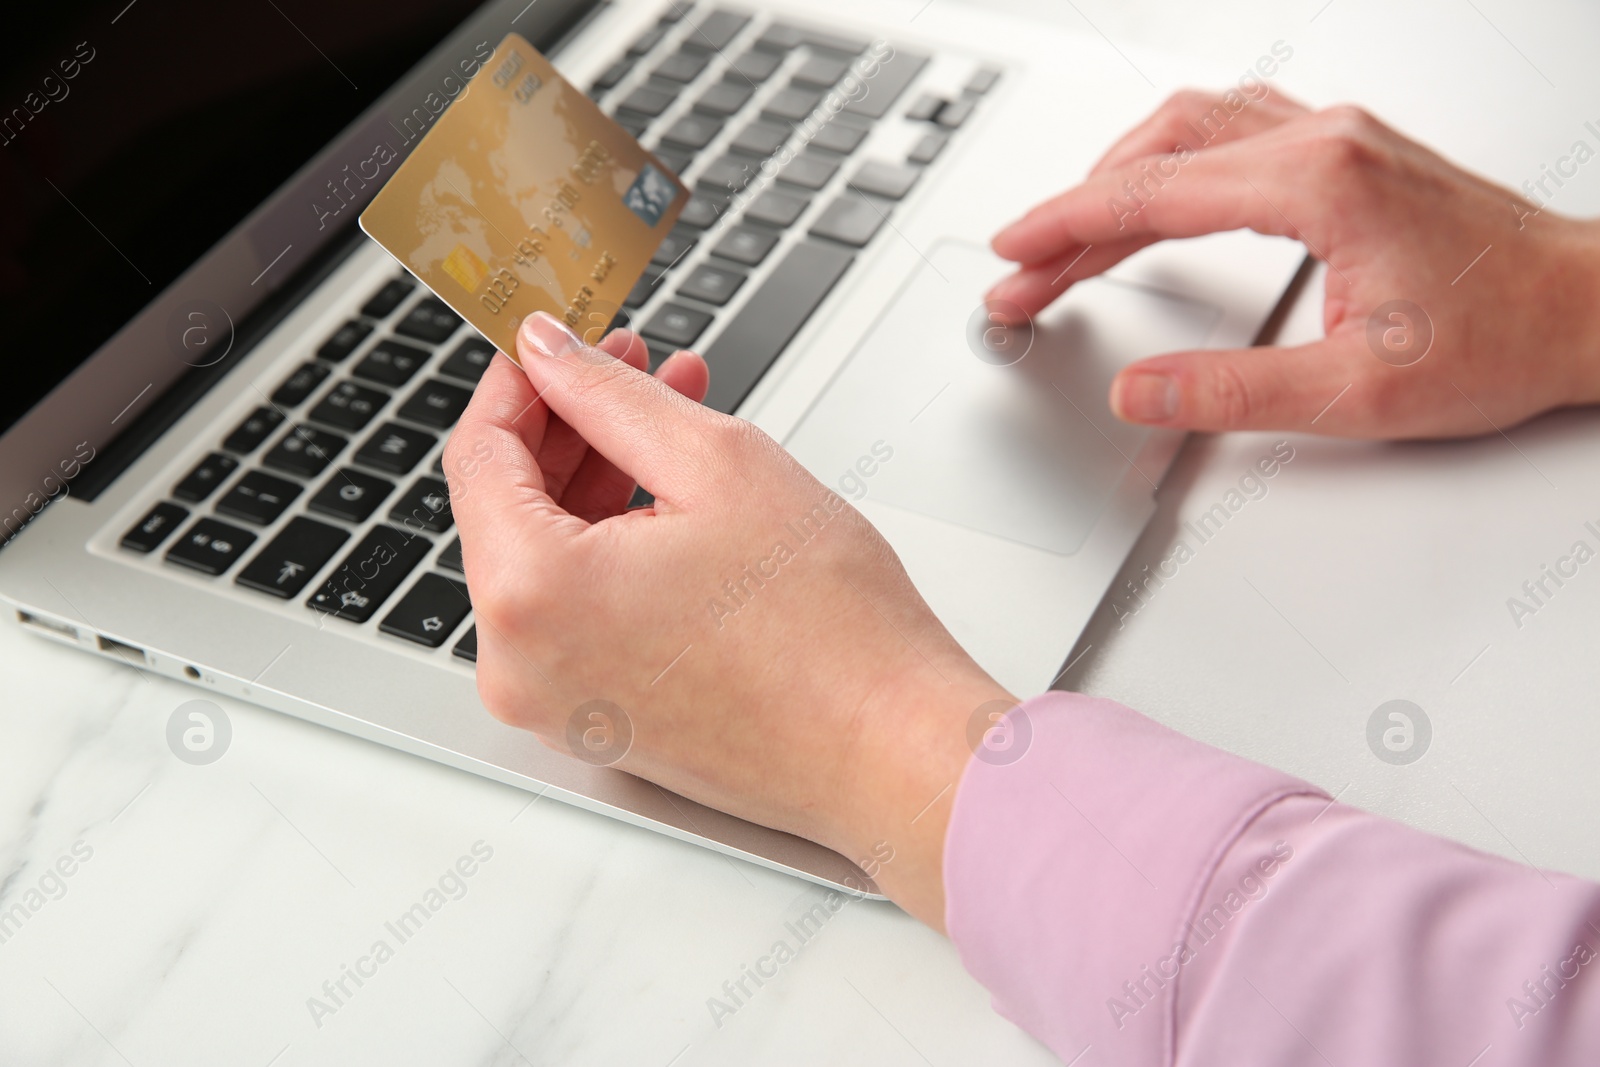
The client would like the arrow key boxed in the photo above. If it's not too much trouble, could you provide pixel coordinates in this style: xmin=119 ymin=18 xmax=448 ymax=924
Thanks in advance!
xmin=236 ymin=517 xmax=350 ymax=599
xmin=380 ymin=573 xmax=471 ymax=648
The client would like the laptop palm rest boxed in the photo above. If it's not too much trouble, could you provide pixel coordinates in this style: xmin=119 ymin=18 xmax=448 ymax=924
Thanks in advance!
xmin=785 ymin=241 xmax=1223 ymax=555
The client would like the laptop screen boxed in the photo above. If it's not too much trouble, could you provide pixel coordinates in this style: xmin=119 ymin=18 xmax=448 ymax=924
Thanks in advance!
xmin=0 ymin=1 xmax=510 ymax=437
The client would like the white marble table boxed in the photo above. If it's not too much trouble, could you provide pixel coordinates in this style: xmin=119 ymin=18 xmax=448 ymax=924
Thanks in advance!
xmin=5 ymin=1 xmax=1600 ymax=1064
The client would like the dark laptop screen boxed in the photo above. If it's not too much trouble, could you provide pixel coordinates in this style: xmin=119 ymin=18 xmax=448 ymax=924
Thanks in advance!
xmin=0 ymin=0 xmax=497 ymax=436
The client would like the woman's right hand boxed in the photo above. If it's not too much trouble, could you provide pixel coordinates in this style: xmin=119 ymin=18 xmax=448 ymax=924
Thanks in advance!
xmin=986 ymin=92 xmax=1600 ymax=439
xmin=445 ymin=313 xmax=1013 ymax=928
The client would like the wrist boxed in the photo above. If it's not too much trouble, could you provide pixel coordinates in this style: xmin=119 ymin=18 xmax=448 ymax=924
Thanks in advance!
xmin=828 ymin=656 xmax=1017 ymax=930
xmin=1575 ymin=218 xmax=1600 ymax=402
xmin=1538 ymin=215 xmax=1600 ymax=406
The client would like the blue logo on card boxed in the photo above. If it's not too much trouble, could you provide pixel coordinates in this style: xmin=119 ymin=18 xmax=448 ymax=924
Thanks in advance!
xmin=623 ymin=163 xmax=675 ymax=227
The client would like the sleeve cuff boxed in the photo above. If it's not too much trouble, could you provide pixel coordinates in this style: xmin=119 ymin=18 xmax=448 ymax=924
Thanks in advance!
xmin=942 ymin=691 xmax=1325 ymax=1067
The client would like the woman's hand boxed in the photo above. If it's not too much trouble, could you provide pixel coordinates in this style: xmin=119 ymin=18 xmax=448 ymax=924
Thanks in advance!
xmin=444 ymin=313 xmax=1012 ymax=926
xmin=987 ymin=91 xmax=1600 ymax=438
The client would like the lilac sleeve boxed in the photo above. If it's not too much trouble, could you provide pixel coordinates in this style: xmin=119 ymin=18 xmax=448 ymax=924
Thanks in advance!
xmin=943 ymin=691 xmax=1600 ymax=1067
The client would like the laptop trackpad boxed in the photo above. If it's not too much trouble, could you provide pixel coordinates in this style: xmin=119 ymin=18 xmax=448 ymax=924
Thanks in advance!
xmin=785 ymin=241 xmax=1222 ymax=555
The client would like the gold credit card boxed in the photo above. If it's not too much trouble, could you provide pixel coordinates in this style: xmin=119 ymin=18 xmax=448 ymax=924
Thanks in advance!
xmin=360 ymin=32 xmax=688 ymax=359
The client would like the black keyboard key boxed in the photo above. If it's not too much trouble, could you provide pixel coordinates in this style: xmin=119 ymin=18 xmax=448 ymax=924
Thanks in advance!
xmin=703 ymin=239 xmax=854 ymax=412
xmin=352 ymin=340 xmax=430 ymax=387
xmin=843 ymin=49 xmax=928 ymax=119
xmin=617 ymin=84 xmax=675 ymax=118
xmin=662 ymin=113 xmax=723 ymax=149
xmin=681 ymin=9 xmax=750 ymax=52
xmin=437 ymin=537 xmax=464 ymax=573
xmin=308 ymin=468 xmax=394 ymax=523
xmin=753 ymin=24 xmax=804 ymax=52
xmin=810 ymin=195 xmax=889 ymax=247
xmin=262 ymin=425 xmax=347 ymax=478
xmin=353 ymin=422 xmax=436 ymax=475
xmin=655 ymin=49 xmax=709 ymax=83
xmin=810 ymin=120 xmax=868 ymax=155
xmin=763 ymin=86 xmax=822 ymax=125
xmin=641 ymin=304 xmax=714 ymax=348
xmin=166 ymin=518 xmax=256 ymax=576
xmin=271 ymin=362 xmax=331 ymax=407
xmin=711 ymin=225 xmax=780 ymax=266
xmin=625 ymin=265 xmax=667 ymax=309
xmin=729 ymin=121 xmax=789 ymax=158
xmin=308 ymin=380 xmax=388 ymax=432
xmin=393 ymin=298 xmax=461 ymax=344
xmin=650 ymin=227 xmax=699 ymax=268
xmin=236 ymin=517 xmax=349 ymax=598
xmin=792 ymin=54 xmax=850 ymax=88
xmin=318 ymin=320 xmax=373 ymax=362
xmin=778 ymin=151 xmax=840 ymax=190
xmin=453 ymin=626 xmax=478 ymax=663
xmin=222 ymin=407 xmax=286 ymax=455
xmin=361 ymin=277 xmax=414 ymax=319
xmin=616 ymin=113 xmax=649 ymax=138
xmin=850 ymin=160 xmax=921 ymax=200
xmin=592 ymin=57 xmax=636 ymax=93
xmin=173 ymin=452 xmax=239 ymax=503
xmin=390 ymin=477 xmax=454 ymax=534
xmin=380 ymin=573 xmax=472 ymax=647
xmin=905 ymin=93 xmax=944 ymax=122
xmin=936 ymin=97 xmax=975 ymax=129
xmin=215 ymin=470 xmax=302 ymax=525
xmin=755 ymin=23 xmax=867 ymax=55
xmin=696 ymin=155 xmax=758 ymax=194
xmin=306 ymin=526 xmax=432 ymax=623
xmin=655 ymin=146 xmax=694 ymax=177
xmin=628 ymin=23 xmax=669 ymax=55
xmin=966 ymin=67 xmax=1002 ymax=94
xmin=726 ymin=50 xmax=780 ymax=84
xmin=744 ymin=189 xmax=810 ymax=228
xmin=398 ymin=379 xmax=473 ymax=430
xmin=120 ymin=502 xmax=188 ymax=553
xmin=677 ymin=192 xmax=729 ymax=229
xmin=908 ymin=130 xmax=948 ymax=165
xmin=678 ymin=263 xmax=746 ymax=306
xmin=439 ymin=336 xmax=497 ymax=383
xmin=696 ymin=81 xmax=753 ymax=116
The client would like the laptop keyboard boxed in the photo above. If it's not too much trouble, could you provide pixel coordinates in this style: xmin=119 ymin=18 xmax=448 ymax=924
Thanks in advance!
xmin=112 ymin=2 xmax=1000 ymax=666
xmin=592 ymin=3 xmax=999 ymax=404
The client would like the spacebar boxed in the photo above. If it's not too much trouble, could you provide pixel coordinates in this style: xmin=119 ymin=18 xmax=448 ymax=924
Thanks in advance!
xmin=702 ymin=239 xmax=855 ymax=414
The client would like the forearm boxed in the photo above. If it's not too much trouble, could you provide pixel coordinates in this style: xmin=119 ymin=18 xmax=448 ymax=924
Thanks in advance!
xmin=1178 ymin=794 xmax=1600 ymax=1066
xmin=937 ymin=693 xmax=1600 ymax=1066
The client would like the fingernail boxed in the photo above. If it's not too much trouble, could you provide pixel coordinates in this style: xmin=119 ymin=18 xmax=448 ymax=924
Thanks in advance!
xmin=1115 ymin=372 xmax=1179 ymax=422
xmin=521 ymin=311 xmax=582 ymax=359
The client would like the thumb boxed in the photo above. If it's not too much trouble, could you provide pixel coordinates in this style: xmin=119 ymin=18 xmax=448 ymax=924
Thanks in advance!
xmin=1110 ymin=338 xmax=1360 ymax=433
xmin=515 ymin=311 xmax=726 ymax=500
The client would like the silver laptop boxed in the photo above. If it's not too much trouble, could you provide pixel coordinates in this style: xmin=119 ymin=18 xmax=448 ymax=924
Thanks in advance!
xmin=0 ymin=0 xmax=1303 ymax=895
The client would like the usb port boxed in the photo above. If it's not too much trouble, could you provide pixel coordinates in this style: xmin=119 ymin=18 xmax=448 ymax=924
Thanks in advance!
xmin=96 ymin=634 xmax=147 ymax=665
xmin=17 ymin=611 xmax=80 ymax=642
